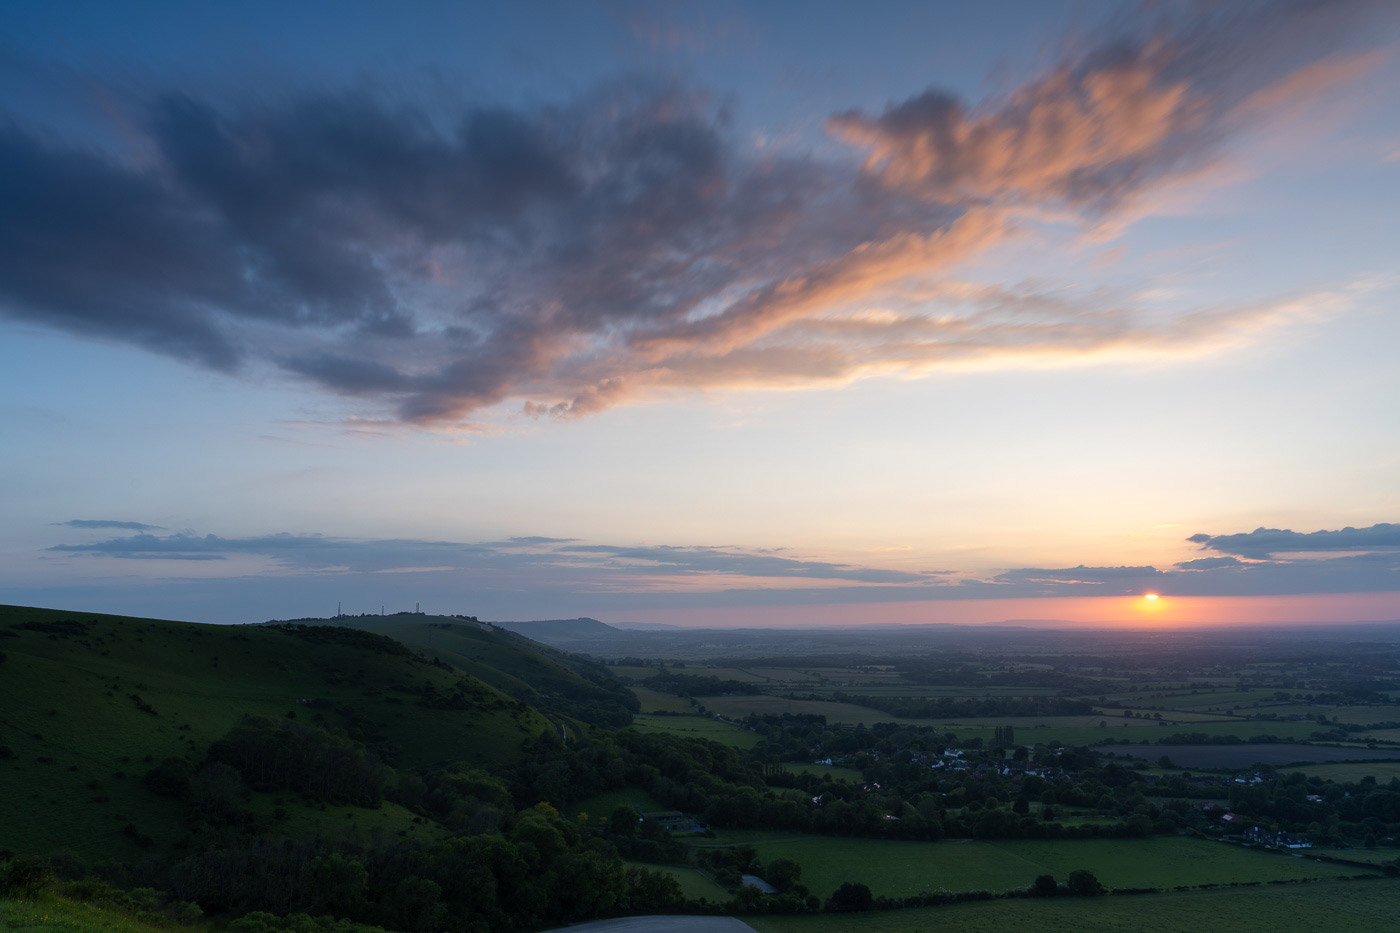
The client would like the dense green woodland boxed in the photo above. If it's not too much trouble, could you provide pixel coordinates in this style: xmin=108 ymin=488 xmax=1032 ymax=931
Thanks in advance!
xmin=4 ymin=605 xmax=1400 ymax=931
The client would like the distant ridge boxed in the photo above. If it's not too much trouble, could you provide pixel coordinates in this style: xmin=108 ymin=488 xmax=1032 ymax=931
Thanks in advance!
xmin=986 ymin=619 xmax=1082 ymax=627
xmin=492 ymin=617 xmax=620 ymax=637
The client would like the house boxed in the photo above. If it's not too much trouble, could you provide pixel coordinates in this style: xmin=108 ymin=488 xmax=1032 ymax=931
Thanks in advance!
xmin=1278 ymin=832 xmax=1312 ymax=849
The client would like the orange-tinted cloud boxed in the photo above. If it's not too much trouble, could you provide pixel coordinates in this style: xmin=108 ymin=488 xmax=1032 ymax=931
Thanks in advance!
xmin=0 ymin=4 xmax=1391 ymax=426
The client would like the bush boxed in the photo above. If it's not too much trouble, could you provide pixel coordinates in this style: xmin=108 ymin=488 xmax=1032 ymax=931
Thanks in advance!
xmin=1066 ymin=869 xmax=1106 ymax=896
xmin=1032 ymin=874 xmax=1058 ymax=897
xmin=0 ymin=856 xmax=52 ymax=896
xmin=825 ymin=881 xmax=874 ymax=912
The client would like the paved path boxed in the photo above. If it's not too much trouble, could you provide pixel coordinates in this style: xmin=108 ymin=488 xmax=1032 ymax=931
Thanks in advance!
xmin=542 ymin=916 xmax=758 ymax=932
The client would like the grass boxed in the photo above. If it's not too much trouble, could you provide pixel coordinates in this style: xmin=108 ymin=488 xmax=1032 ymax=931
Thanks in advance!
xmin=1308 ymin=846 xmax=1400 ymax=865
xmin=1112 ymin=744 xmax=1400 ymax=769
xmin=0 ymin=891 xmax=210 ymax=932
xmin=698 ymin=833 xmax=1370 ymax=899
xmin=0 ymin=604 xmax=553 ymax=861
xmin=627 ymin=714 xmax=760 ymax=748
xmin=344 ymin=616 xmax=634 ymax=727
xmin=1287 ymin=761 xmax=1400 ymax=782
xmin=746 ymin=878 xmax=1400 ymax=932
xmin=631 ymin=687 xmax=695 ymax=714
xmin=623 ymin=862 xmax=731 ymax=902
xmin=695 ymin=695 xmax=1321 ymax=745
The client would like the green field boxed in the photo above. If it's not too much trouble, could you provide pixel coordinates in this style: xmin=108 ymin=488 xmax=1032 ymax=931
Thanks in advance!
xmin=747 ymin=878 xmax=1400 ymax=932
xmin=624 ymin=862 xmax=730 ymax=902
xmin=1289 ymin=761 xmax=1400 ymax=782
xmin=627 ymin=714 xmax=760 ymax=748
xmin=695 ymin=695 xmax=1319 ymax=745
xmin=699 ymin=833 xmax=1370 ymax=899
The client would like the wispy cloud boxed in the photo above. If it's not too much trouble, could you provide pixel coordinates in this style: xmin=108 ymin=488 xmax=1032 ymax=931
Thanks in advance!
xmin=41 ymin=520 xmax=1400 ymax=604
xmin=0 ymin=3 xmax=1390 ymax=427
xmin=53 ymin=519 xmax=165 ymax=531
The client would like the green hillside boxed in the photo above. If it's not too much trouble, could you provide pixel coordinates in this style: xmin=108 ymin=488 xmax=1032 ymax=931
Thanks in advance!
xmin=0 ymin=605 xmax=552 ymax=862
xmin=340 ymin=615 xmax=638 ymax=728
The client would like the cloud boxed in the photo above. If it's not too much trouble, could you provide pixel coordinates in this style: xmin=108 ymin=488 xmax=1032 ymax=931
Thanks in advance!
xmin=992 ymin=565 xmax=1166 ymax=585
xmin=34 ymin=518 xmax=1400 ymax=608
xmin=1188 ymin=523 xmax=1400 ymax=559
xmin=53 ymin=519 xmax=166 ymax=531
xmin=828 ymin=2 xmax=1391 ymax=214
xmin=0 ymin=4 xmax=1390 ymax=427
xmin=554 ymin=543 xmax=933 ymax=584
xmin=44 ymin=531 xmax=931 ymax=585
xmin=1174 ymin=556 xmax=1243 ymax=571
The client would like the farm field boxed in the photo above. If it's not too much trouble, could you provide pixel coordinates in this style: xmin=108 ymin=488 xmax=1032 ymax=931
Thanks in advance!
xmin=627 ymin=714 xmax=760 ymax=748
xmin=696 ymin=696 xmax=1323 ymax=745
xmin=804 ymin=685 xmax=1063 ymax=698
xmin=1288 ymin=761 xmax=1400 ymax=782
xmin=607 ymin=665 xmax=658 ymax=681
xmin=1250 ymin=705 xmax=1400 ymax=725
xmin=1128 ymin=691 xmax=1289 ymax=711
xmin=746 ymin=878 xmax=1400 ymax=933
xmin=624 ymin=862 xmax=730 ymax=902
xmin=1111 ymin=744 xmax=1400 ymax=768
xmin=698 ymin=834 xmax=1367 ymax=899
xmin=631 ymin=686 xmax=695 ymax=714
xmin=1307 ymin=846 xmax=1400 ymax=865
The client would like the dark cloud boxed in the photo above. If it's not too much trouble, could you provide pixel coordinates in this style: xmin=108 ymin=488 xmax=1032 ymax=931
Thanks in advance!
xmin=1174 ymin=556 xmax=1243 ymax=570
xmin=1 ymin=3 xmax=1386 ymax=426
xmin=992 ymin=565 xmax=1165 ymax=585
xmin=555 ymin=543 xmax=932 ymax=584
xmin=35 ymin=518 xmax=1400 ymax=610
xmin=1189 ymin=523 xmax=1400 ymax=559
xmin=54 ymin=519 xmax=165 ymax=531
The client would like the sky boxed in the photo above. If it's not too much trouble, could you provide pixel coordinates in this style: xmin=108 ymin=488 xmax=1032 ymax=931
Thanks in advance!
xmin=2 ymin=0 xmax=1398 ymax=627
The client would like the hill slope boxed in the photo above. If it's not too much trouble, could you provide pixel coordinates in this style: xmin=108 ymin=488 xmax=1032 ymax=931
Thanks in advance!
xmin=0 ymin=604 xmax=552 ymax=862
xmin=336 ymin=614 xmax=637 ymax=727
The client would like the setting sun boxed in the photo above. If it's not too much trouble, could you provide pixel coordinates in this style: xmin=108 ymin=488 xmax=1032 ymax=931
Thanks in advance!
xmin=1145 ymin=593 xmax=1159 ymax=601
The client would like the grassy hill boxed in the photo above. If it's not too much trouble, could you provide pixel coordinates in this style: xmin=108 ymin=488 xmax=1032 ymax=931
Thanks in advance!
xmin=0 ymin=604 xmax=554 ymax=863
xmin=337 ymin=615 xmax=638 ymax=728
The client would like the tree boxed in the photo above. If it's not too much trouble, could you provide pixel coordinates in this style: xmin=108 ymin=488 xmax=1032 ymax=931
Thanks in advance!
xmin=766 ymin=858 xmax=803 ymax=893
xmin=1066 ymin=869 xmax=1106 ymax=896
xmin=825 ymin=881 xmax=874 ymax=912
xmin=1032 ymin=874 xmax=1058 ymax=897
xmin=607 ymin=806 xmax=638 ymax=837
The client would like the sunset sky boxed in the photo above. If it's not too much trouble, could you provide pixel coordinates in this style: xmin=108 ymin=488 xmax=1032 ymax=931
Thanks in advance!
xmin=2 ymin=0 xmax=1398 ymax=626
